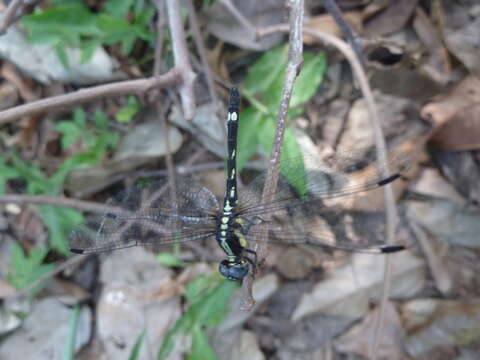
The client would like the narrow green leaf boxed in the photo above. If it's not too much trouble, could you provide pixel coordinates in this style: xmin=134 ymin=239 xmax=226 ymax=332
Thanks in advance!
xmin=128 ymin=329 xmax=146 ymax=360
xmin=188 ymin=325 xmax=217 ymax=360
xmin=63 ymin=305 xmax=81 ymax=360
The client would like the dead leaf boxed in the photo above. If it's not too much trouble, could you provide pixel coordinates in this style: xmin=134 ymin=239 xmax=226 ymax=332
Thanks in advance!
xmin=335 ymin=301 xmax=406 ymax=360
xmin=402 ymin=299 xmax=480 ymax=358
xmin=364 ymin=0 xmax=419 ymax=37
xmin=413 ymin=7 xmax=451 ymax=84
xmin=292 ymin=250 xmax=426 ymax=322
xmin=411 ymin=167 xmax=465 ymax=204
xmin=421 ymin=76 xmax=480 ymax=128
xmin=430 ymin=103 xmax=480 ymax=151
xmin=444 ymin=16 xmax=480 ymax=76
xmin=405 ymin=197 xmax=480 ymax=249
xmin=304 ymin=12 xmax=363 ymax=45
xmin=205 ymin=0 xmax=284 ymax=51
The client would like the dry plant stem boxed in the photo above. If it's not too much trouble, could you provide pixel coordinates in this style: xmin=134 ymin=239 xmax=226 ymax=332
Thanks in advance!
xmin=258 ymin=0 xmax=304 ymax=260
xmin=241 ymin=0 xmax=304 ymax=311
xmin=154 ymin=0 xmax=177 ymax=207
xmin=186 ymin=0 xmax=219 ymax=107
xmin=153 ymin=0 xmax=166 ymax=76
xmin=0 ymin=0 xmax=24 ymax=35
xmin=166 ymin=0 xmax=196 ymax=120
xmin=258 ymin=25 xmax=397 ymax=359
xmin=323 ymin=0 xmax=364 ymax=64
xmin=0 ymin=69 xmax=180 ymax=124
xmin=219 ymin=0 xmax=256 ymax=34
xmin=186 ymin=0 xmax=227 ymax=141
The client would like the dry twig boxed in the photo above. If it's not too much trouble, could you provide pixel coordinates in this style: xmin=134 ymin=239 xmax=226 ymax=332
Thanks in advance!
xmin=166 ymin=0 xmax=196 ymax=120
xmin=258 ymin=24 xmax=398 ymax=359
xmin=240 ymin=0 xmax=305 ymax=311
xmin=0 ymin=69 xmax=180 ymax=125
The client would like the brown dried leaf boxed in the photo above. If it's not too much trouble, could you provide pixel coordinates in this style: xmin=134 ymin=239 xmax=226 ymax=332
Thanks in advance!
xmin=421 ymin=76 xmax=480 ymax=128
xmin=413 ymin=7 xmax=451 ymax=84
xmin=304 ymin=12 xmax=363 ymax=45
xmin=363 ymin=0 xmax=419 ymax=37
xmin=430 ymin=102 xmax=480 ymax=151
xmin=335 ymin=302 xmax=406 ymax=360
xmin=402 ymin=299 xmax=480 ymax=358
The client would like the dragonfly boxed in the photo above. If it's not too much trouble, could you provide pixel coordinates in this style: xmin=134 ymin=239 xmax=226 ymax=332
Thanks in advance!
xmin=70 ymin=88 xmax=409 ymax=281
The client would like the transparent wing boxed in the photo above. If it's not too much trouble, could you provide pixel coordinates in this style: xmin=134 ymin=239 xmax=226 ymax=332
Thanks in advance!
xmin=237 ymin=148 xmax=411 ymax=252
xmin=243 ymin=205 xmax=403 ymax=253
xmin=69 ymin=178 xmax=219 ymax=254
xmin=238 ymin=148 xmax=411 ymax=217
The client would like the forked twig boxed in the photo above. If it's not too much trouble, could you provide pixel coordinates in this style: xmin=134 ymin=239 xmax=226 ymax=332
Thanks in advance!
xmin=240 ymin=0 xmax=305 ymax=310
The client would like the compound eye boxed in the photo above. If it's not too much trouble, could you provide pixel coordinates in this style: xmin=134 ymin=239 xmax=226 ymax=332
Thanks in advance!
xmin=219 ymin=260 xmax=249 ymax=281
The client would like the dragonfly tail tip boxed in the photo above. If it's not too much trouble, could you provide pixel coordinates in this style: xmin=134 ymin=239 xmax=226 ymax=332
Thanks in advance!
xmin=70 ymin=248 xmax=85 ymax=254
xmin=380 ymin=245 xmax=405 ymax=253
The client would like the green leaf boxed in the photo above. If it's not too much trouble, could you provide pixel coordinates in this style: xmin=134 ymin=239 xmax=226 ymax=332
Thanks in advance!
xmin=7 ymin=243 xmax=54 ymax=293
xmin=157 ymin=275 xmax=237 ymax=360
xmin=10 ymin=151 xmax=52 ymax=194
xmin=128 ymin=329 xmax=146 ymax=360
xmin=38 ymin=206 xmax=84 ymax=255
xmin=55 ymin=42 xmax=70 ymax=69
xmin=188 ymin=325 xmax=217 ymax=360
xmin=55 ymin=121 xmax=83 ymax=149
xmin=0 ymin=157 xmax=20 ymax=194
xmin=244 ymin=45 xmax=287 ymax=95
xmin=156 ymin=253 xmax=186 ymax=268
xmin=259 ymin=120 xmax=306 ymax=196
xmin=115 ymin=96 xmax=140 ymax=123
xmin=236 ymin=107 xmax=261 ymax=171
xmin=291 ymin=52 xmax=327 ymax=107
xmin=22 ymin=5 xmax=101 ymax=43
xmin=94 ymin=109 xmax=109 ymax=130
xmin=105 ymin=0 xmax=135 ymax=17
xmin=63 ymin=305 xmax=80 ymax=360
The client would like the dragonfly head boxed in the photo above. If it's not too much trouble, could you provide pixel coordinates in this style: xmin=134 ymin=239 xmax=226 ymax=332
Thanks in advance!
xmin=219 ymin=258 xmax=249 ymax=281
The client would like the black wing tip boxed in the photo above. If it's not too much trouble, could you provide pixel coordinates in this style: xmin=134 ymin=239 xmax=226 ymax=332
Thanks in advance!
xmin=70 ymin=248 xmax=85 ymax=254
xmin=377 ymin=173 xmax=401 ymax=186
xmin=380 ymin=245 xmax=406 ymax=253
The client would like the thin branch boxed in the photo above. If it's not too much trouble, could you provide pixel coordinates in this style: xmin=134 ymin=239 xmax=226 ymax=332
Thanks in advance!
xmin=0 ymin=194 xmax=126 ymax=214
xmin=166 ymin=0 xmax=196 ymax=120
xmin=0 ymin=0 xmax=39 ymax=35
xmin=218 ymin=0 xmax=256 ymax=35
xmin=0 ymin=69 xmax=180 ymax=125
xmin=257 ymin=25 xmax=397 ymax=359
xmin=186 ymin=0 xmax=219 ymax=106
xmin=323 ymin=0 xmax=364 ymax=64
xmin=241 ymin=0 xmax=304 ymax=311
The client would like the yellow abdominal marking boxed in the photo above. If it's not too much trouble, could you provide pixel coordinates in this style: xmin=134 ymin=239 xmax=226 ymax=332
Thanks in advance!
xmin=231 ymin=149 xmax=235 ymax=158
xmin=230 ymin=112 xmax=238 ymax=121
xmin=231 ymin=169 xmax=235 ymax=179
xmin=230 ymin=187 xmax=235 ymax=198
xmin=234 ymin=229 xmax=248 ymax=247
xmin=220 ymin=224 xmax=228 ymax=230
xmin=221 ymin=217 xmax=229 ymax=224
xmin=221 ymin=231 xmax=226 ymax=237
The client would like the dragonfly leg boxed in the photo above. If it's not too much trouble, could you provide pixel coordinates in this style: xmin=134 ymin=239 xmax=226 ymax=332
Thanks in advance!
xmin=243 ymin=248 xmax=258 ymax=275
